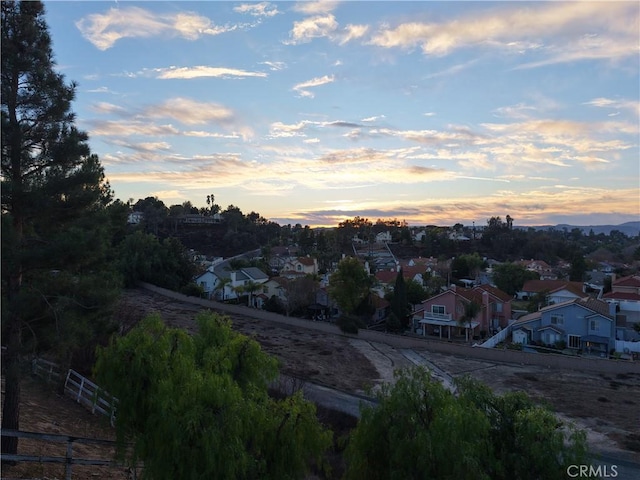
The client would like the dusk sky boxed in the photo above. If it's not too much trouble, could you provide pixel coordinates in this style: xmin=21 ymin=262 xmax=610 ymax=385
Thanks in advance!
xmin=43 ymin=1 xmax=639 ymax=227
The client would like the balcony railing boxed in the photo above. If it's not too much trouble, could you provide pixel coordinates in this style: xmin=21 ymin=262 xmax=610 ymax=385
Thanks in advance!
xmin=423 ymin=312 xmax=453 ymax=321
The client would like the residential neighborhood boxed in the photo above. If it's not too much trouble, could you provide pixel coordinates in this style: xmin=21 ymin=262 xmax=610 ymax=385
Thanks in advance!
xmin=184 ymin=219 xmax=640 ymax=361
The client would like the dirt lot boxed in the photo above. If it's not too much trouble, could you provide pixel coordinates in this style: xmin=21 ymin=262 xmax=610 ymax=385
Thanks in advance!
xmin=3 ymin=287 xmax=639 ymax=478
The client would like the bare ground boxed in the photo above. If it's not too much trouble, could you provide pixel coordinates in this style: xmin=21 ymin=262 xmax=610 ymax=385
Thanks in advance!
xmin=3 ymin=287 xmax=639 ymax=478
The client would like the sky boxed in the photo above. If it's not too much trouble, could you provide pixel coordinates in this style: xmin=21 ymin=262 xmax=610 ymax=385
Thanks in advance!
xmin=43 ymin=1 xmax=640 ymax=228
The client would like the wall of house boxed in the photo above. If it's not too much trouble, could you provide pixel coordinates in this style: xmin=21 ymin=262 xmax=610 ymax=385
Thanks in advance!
xmin=539 ymin=303 xmax=614 ymax=350
xmin=422 ymin=293 xmax=460 ymax=319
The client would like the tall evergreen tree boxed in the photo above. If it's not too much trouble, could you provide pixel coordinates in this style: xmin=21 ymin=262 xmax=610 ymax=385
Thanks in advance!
xmin=1 ymin=1 xmax=120 ymax=454
xmin=389 ymin=268 xmax=410 ymax=331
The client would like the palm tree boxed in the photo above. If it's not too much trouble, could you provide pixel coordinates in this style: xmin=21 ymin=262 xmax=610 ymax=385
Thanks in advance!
xmin=458 ymin=300 xmax=482 ymax=343
xmin=244 ymin=280 xmax=261 ymax=308
xmin=214 ymin=277 xmax=232 ymax=301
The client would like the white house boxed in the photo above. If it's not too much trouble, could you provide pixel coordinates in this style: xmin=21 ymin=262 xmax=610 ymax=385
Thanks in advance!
xmin=195 ymin=264 xmax=269 ymax=302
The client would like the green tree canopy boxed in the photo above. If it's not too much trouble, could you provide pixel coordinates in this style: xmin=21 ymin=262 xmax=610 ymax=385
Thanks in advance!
xmin=95 ymin=312 xmax=331 ymax=480
xmin=345 ymin=368 xmax=588 ymax=480
xmin=492 ymin=262 xmax=539 ymax=297
xmin=328 ymin=257 xmax=371 ymax=315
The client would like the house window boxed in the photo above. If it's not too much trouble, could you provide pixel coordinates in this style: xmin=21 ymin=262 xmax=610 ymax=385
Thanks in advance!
xmin=494 ymin=303 xmax=503 ymax=313
xmin=550 ymin=314 xmax=564 ymax=326
xmin=432 ymin=305 xmax=445 ymax=315
xmin=568 ymin=334 xmax=581 ymax=349
xmin=263 ymin=286 xmax=268 ymax=294
xmin=590 ymin=320 xmax=599 ymax=332
xmin=297 ymin=264 xmax=302 ymax=271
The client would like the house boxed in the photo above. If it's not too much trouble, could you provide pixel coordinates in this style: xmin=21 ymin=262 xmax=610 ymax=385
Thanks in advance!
xmin=602 ymin=274 xmax=640 ymax=325
xmin=375 ymin=231 xmax=392 ymax=244
xmin=412 ymin=284 xmax=513 ymax=341
xmin=280 ymin=256 xmax=319 ymax=278
xmin=511 ymin=297 xmax=617 ymax=356
xmin=516 ymin=259 xmax=555 ymax=279
xmin=127 ymin=211 xmax=143 ymax=224
xmin=369 ymin=294 xmax=390 ymax=326
xmin=471 ymin=284 xmax=513 ymax=333
xmin=194 ymin=264 xmax=269 ymax=302
xmin=516 ymin=279 xmax=585 ymax=304
xmin=412 ymin=286 xmax=482 ymax=341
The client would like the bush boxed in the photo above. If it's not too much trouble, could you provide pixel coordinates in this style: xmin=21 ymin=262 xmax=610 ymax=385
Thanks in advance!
xmin=179 ymin=282 xmax=204 ymax=297
xmin=337 ymin=315 xmax=365 ymax=334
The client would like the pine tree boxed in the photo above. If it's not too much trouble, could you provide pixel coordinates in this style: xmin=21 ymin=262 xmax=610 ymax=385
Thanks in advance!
xmin=389 ymin=268 xmax=409 ymax=330
xmin=1 ymin=1 xmax=120 ymax=455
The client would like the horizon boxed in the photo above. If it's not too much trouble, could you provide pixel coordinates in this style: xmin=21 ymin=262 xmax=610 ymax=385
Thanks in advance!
xmin=44 ymin=1 xmax=640 ymax=228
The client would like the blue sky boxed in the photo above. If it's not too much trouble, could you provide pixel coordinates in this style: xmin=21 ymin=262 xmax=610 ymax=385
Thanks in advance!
xmin=43 ymin=1 xmax=639 ymax=227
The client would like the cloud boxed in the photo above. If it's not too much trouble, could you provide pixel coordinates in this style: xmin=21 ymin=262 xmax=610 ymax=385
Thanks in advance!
xmin=76 ymin=6 xmax=239 ymax=50
xmin=292 ymin=1 xmax=340 ymax=15
xmin=88 ymin=120 xmax=180 ymax=137
xmin=143 ymin=97 xmax=235 ymax=125
xmin=292 ymin=74 xmax=335 ymax=98
xmin=90 ymin=102 xmax=129 ymax=115
xmin=287 ymin=12 xmax=367 ymax=45
xmin=361 ymin=115 xmax=386 ymax=123
xmin=583 ymin=97 xmax=640 ymax=117
xmin=288 ymin=14 xmax=338 ymax=44
xmin=425 ymin=59 xmax=477 ymax=79
xmin=260 ymin=61 xmax=287 ymax=71
xmin=233 ymin=2 xmax=279 ymax=17
xmin=368 ymin=2 xmax=638 ymax=65
xmin=338 ymin=24 xmax=369 ymax=45
xmin=154 ymin=66 xmax=267 ymax=79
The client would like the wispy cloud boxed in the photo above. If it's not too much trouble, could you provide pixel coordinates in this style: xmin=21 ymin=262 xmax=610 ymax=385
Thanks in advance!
xmin=143 ymin=97 xmax=234 ymax=125
xmin=76 ymin=7 xmax=241 ymax=50
xmin=292 ymin=74 xmax=335 ymax=98
xmin=154 ymin=66 xmax=267 ymax=79
xmin=583 ymin=97 xmax=640 ymax=117
xmin=368 ymin=2 xmax=638 ymax=66
xmin=292 ymin=1 xmax=340 ymax=15
xmin=234 ymin=2 xmax=279 ymax=17
xmin=260 ymin=61 xmax=287 ymax=71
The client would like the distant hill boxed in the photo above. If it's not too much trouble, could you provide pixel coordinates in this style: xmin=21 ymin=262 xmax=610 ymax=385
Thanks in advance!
xmin=525 ymin=221 xmax=640 ymax=237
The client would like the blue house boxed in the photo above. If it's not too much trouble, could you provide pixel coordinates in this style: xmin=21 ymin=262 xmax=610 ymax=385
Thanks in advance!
xmin=511 ymin=297 xmax=617 ymax=356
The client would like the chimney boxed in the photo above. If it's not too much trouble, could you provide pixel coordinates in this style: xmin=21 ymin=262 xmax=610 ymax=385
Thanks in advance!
xmin=608 ymin=301 xmax=618 ymax=321
xmin=230 ymin=271 xmax=236 ymax=283
xmin=450 ymin=284 xmax=457 ymax=292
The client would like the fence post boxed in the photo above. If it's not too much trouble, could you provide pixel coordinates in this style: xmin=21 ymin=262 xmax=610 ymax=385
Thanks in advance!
xmin=65 ymin=438 xmax=73 ymax=480
xmin=77 ymin=376 xmax=85 ymax=402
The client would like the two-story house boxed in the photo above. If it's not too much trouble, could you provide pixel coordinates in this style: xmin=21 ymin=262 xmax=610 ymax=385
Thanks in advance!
xmin=413 ymin=286 xmax=482 ymax=341
xmin=280 ymin=256 xmax=319 ymax=278
xmin=511 ymin=297 xmax=616 ymax=356
xmin=516 ymin=279 xmax=585 ymax=304
xmin=195 ymin=264 xmax=269 ymax=302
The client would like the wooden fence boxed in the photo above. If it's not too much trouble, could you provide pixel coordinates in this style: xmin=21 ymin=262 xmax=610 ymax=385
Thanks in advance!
xmin=0 ymin=429 xmax=138 ymax=480
xmin=31 ymin=358 xmax=117 ymax=426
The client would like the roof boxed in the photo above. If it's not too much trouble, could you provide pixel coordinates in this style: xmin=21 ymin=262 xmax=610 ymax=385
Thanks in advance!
xmin=613 ymin=275 xmax=640 ymax=288
xmin=296 ymin=256 xmax=317 ymax=266
xmin=473 ymin=284 xmax=512 ymax=302
xmin=538 ymin=325 xmax=566 ymax=335
xmin=520 ymin=280 xmax=584 ymax=297
xmin=241 ymin=267 xmax=269 ymax=281
xmin=603 ymin=291 xmax=640 ymax=301
xmin=513 ymin=296 xmax=613 ymax=324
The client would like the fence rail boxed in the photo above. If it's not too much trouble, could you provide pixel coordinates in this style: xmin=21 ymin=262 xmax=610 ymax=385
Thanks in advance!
xmin=0 ymin=429 xmax=137 ymax=480
xmin=31 ymin=358 xmax=117 ymax=426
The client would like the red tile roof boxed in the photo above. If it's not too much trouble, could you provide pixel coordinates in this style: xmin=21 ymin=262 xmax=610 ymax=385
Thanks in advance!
xmin=473 ymin=284 xmax=512 ymax=302
xmin=521 ymin=280 xmax=584 ymax=297
xmin=603 ymin=291 xmax=640 ymax=301
xmin=613 ymin=275 xmax=640 ymax=288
